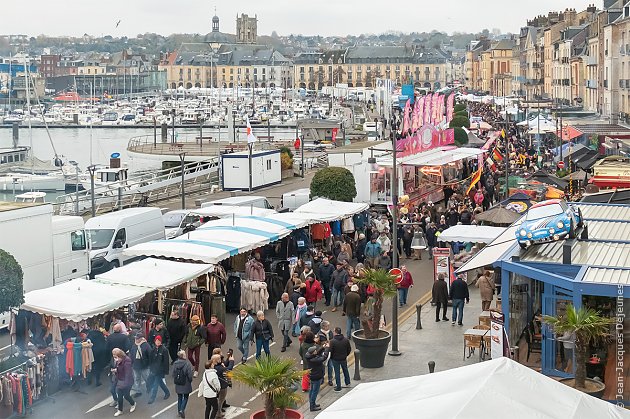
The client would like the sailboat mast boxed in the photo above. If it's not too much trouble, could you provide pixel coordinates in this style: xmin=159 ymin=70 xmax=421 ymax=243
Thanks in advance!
xmin=23 ymin=56 xmax=33 ymax=175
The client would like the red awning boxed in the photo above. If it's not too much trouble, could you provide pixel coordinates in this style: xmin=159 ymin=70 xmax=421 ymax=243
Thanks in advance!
xmin=561 ymin=126 xmax=583 ymax=142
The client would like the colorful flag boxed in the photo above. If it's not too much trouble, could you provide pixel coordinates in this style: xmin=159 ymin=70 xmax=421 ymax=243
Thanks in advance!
xmin=486 ymin=157 xmax=497 ymax=172
xmin=246 ymin=116 xmax=257 ymax=144
xmin=431 ymin=93 xmax=440 ymax=125
xmin=466 ymin=167 xmax=483 ymax=195
xmin=446 ymin=93 xmax=454 ymax=124
xmin=416 ymin=95 xmax=425 ymax=129
xmin=411 ymin=99 xmax=420 ymax=132
xmin=501 ymin=129 xmax=506 ymax=139
xmin=423 ymin=93 xmax=432 ymax=125
xmin=492 ymin=148 xmax=504 ymax=162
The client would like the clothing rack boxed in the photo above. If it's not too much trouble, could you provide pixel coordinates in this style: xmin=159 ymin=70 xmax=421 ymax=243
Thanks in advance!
xmin=0 ymin=359 xmax=28 ymax=376
xmin=133 ymin=311 xmax=161 ymax=319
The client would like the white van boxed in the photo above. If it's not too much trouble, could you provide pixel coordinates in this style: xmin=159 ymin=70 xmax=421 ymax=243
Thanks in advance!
xmin=86 ymin=207 xmax=165 ymax=275
xmin=282 ymin=188 xmax=311 ymax=211
xmin=201 ymin=196 xmax=274 ymax=210
xmin=52 ymin=216 xmax=90 ymax=283
xmin=163 ymin=209 xmax=203 ymax=239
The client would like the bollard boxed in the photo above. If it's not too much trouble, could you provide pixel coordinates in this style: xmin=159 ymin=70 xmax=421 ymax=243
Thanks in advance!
xmin=416 ymin=304 xmax=423 ymax=329
xmin=353 ymin=349 xmax=361 ymax=381
xmin=428 ymin=361 xmax=435 ymax=373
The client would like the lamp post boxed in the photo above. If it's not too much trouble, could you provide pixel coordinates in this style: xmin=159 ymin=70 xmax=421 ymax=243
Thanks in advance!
xmin=88 ymin=165 xmax=96 ymax=217
xmin=179 ymin=152 xmax=186 ymax=209
xmin=153 ymin=116 xmax=157 ymax=149
xmin=74 ymin=163 xmax=80 ymax=216
xmin=171 ymin=108 xmax=176 ymax=143
xmin=389 ymin=134 xmax=401 ymax=357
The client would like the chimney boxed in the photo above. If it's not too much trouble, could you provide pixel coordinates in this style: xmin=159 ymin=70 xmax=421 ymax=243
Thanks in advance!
xmin=562 ymin=240 xmax=572 ymax=264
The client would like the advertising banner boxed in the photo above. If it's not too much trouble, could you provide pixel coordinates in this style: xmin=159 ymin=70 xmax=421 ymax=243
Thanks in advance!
xmin=423 ymin=93 xmax=433 ymax=125
xmin=396 ymin=125 xmax=455 ymax=158
xmin=446 ymin=93 xmax=455 ymax=124
xmin=490 ymin=310 xmax=511 ymax=358
xmin=433 ymin=247 xmax=452 ymax=292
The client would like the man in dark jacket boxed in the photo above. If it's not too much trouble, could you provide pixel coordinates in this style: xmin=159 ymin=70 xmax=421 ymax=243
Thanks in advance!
xmin=307 ymin=311 xmax=323 ymax=335
xmin=107 ymin=323 xmax=131 ymax=355
xmin=331 ymin=262 xmax=349 ymax=312
xmin=148 ymin=318 xmax=170 ymax=349
xmin=355 ymin=234 xmax=367 ymax=263
xmin=87 ymin=326 xmax=107 ymax=386
xmin=342 ymin=285 xmax=362 ymax=339
xmin=329 ymin=327 xmax=351 ymax=392
xmin=449 ymin=275 xmax=470 ymax=325
xmin=317 ymin=257 xmax=335 ymax=306
xmin=205 ymin=315 xmax=227 ymax=360
xmin=426 ymin=221 xmax=437 ymax=260
xmin=432 ymin=273 xmax=449 ymax=322
xmin=446 ymin=206 xmax=460 ymax=226
xmin=130 ymin=333 xmax=151 ymax=397
xmin=166 ymin=311 xmax=186 ymax=364
xmin=305 ymin=344 xmax=330 ymax=412
xmin=147 ymin=335 xmax=170 ymax=404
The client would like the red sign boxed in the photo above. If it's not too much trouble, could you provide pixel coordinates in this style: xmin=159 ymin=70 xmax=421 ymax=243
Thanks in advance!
xmin=331 ymin=128 xmax=338 ymax=142
xmin=557 ymin=161 xmax=565 ymax=169
xmin=389 ymin=268 xmax=403 ymax=285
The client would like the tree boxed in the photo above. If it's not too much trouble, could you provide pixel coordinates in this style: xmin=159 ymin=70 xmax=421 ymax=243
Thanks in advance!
xmin=0 ymin=249 xmax=24 ymax=314
xmin=310 ymin=167 xmax=357 ymax=202
xmin=449 ymin=115 xmax=470 ymax=128
xmin=543 ymin=305 xmax=614 ymax=390
xmin=453 ymin=127 xmax=468 ymax=146
xmin=454 ymin=103 xmax=467 ymax=113
xmin=455 ymin=110 xmax=469 ymax=118
xmin=354 ymin=269 xmax=398 ymax=339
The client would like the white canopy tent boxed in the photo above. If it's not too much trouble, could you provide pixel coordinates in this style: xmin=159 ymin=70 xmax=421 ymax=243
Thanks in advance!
xmin=96 ymin=258 xmax=212 ymax=291
xmin=189 ymin=205 xmax=277 ymax=218
xmin=294 ymin=198 xmax=369 ymax=221
xmin=20 ymin=278 xmax=150 ymax=322
xmin=455 ymin=224 xmax=520 ymax=273
xmin=124 ymin=239 xmax=237 ymax=264
xmin=318 ymin=357 xmax=629 ymax=419
xmin=437 ymin=225 xmax=505 ymax=244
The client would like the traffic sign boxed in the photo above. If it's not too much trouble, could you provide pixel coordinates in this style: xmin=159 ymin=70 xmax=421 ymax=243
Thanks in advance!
xmin=558 ymin=161 xmax=565 ymax=169
xmin=389 ymin=268 xmax=403 ymax=284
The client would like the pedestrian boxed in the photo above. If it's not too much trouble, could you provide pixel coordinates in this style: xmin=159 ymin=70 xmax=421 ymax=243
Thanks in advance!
xmin=426 ymin=221 xmax=437 ymax=259
xmin=290 ymin=285 xmax=303 ymax=309
xmin=317 ymin=257 xmax=335 ymax=306
xmin=252 ymin=311 xmax=273 ymax=359
xmin=233 ymin=308 xmax=254 ymax=364
xmin=397 ymin=265 xmax=414 ymax=307
xmin=167 ymin=311 xmax=186 ymax=364
xmin=107 ymin=323 xmax=131 ymax=356
xmin=476 ymin=270 xmax=496 ymax=311
xmin=275 ymin=293 xmax=295 ymax=353
xmin=355 ymin=233 xmax=367 ymax=263
xmin=87 ymin=325 xmax=107 ymax=387
xmin=147 ymin=335 xmax=170 ymax=403
xmin=329 ymin=327 xmax=351 ymax=392
xmin=212 ymin=351 xmax=234 ymax=417
xmin=304 ymin=273 xmax=323 ymax=309
xmin=300 ymin=305 xmax=315 ymax=329
xmin=148 ymin=318 xmax=170 ymax=349
xmin=300 ymin=261 xmax=316 ymax=282
xmin=293 ymin=297 xmax=308 ymax=336
xmin=299 ymin=332 xmax=316 ymax=392
xmin=130 ymin=333 xmax=151 ymax=397
xmin=172 ymin=350 xmax=193 ymax=419
xmin=449 ymin=275 xmax=470 ymax=326
xmin=318 ymin=321 xmax=334 ymax=386
xmin=109 ymin=313 xmax=129 ymax=336
xmin=285 ymin=272 xmax=302 ymax=294
xmin=402 ymin=223 xmax=414 ymax=258
xmin=377 ymin=249 xmax=392 ymax=270
xmin=432 ymin=273 xmax=449 ymax=322
xmin=197 ymin=360 xmax=221 ymax=419
xmin=112 ymin=348 xmax=136 ymax=417
xmin=342 ymin=285 xmax=362 ymax=339
xmin=307 ymin=310 xmax=323 ymax=335
xmin=183 ymin=315 xmax=207 ymax=378
xmin=331 ymin=262 xmax=349 ymax=312
xmin=206 ymin=315 xmax=227 ymax=360
xmin=305 ymin=344 xmax=330 ymax=412
xmin=377 ymin=230 xmax=392 ymax=255
xmin=363 ymin=236 xmax=382 ymax=269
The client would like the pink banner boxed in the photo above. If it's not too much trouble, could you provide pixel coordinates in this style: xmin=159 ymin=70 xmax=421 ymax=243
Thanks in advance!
xmin=423 ymin=93 xmax=432 ymax=125
xmin=411 ymin=99 xmax=420 ymax=132
xmin=402 ymin=99 xmax=411 ymax=134
xmin=396 ymin=125 xmax=455 ymax=158
xmin=446 ymin=93 xmax=454 ymax=124
xmin=436 ymin=94 xmax=444 ymax=125
xmin=431 ymin=93 xmax=439 ymax=125
xmin=416 ymin=96 xmax=425 ymax=131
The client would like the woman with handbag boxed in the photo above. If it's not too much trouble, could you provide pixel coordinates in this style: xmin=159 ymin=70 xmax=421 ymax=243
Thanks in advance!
xmin=476 ymin=270 xmax=496 ymax=311
xmin=251 ymin=311 xmax=274 ymax=359
xmin=198 ymin=357 xmax=221 ymax=419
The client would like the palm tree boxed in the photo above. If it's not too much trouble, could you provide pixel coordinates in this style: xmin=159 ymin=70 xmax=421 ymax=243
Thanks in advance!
xmin=230 ymin=356 xmax=305 ymax=419
xmin=543 ymin=305 xmax=614 ymax=389
xmin=354 ymin=268 xmax=398 ymax=339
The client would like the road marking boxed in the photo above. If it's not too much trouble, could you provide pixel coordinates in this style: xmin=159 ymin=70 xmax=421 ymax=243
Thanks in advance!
xmin=86 ymin=396 xmax=115 ymax=414
xmin=245 ymin=341 xmax=276 ymax=360
xmin=151 ymin=390 xmax=198 ymax=418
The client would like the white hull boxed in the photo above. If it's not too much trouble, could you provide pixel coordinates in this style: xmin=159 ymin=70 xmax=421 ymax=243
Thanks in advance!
xmin=0 ymin=174 xmax=65 ymax=191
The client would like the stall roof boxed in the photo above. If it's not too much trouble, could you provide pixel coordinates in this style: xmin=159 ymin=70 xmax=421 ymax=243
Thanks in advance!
xmin=124 ymin=239 xmax=236 ymax=264
xmin=189 ymin=205 xmax=276 ymax=218
xmin=583 ymin=267 xmax=630 ymax=285
xmin=317 ymin=357 xmax=628 ymax=419
xmin=520 ymin=240 xmax=630 ymax=268
xmin=578 ymin=202 xmax=630 ymax=222
xmin=455 ymin=225 xmax=520 ymax=273
xmin=437 ymin=225 xmax=505 ymax=244
xmin=294 ymin=198 xmax=369 ymax=220
xmin=378 ymin=147 xmax=484 ymax=167
xmin=96 ymin=258 xmax=212 ymax=291
xmin=21 ymin=278 xmax=150 ymax=322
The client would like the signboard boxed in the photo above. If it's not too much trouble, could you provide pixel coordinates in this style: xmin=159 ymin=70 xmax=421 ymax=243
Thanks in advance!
xmin=433 ymin=247 xmax=452 ymax=292
xmin=396 ymin=125 xmax=455 ymax=158
xmin=490 ymin=310 xmax=511 ymax=358
xmin=401 ymin=84 xmax=415 ymax=104
xmin=389 ymin=268 xmax=403 ymax=284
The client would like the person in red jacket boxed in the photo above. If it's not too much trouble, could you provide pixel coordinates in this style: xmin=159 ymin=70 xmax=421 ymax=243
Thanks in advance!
xmin=397 ymin=265 xmax=414 ymax=307
xmin=304 ymin=275 xmax=323 ymax=309
xmin=206 ymin=315 xmax=227 ymax=360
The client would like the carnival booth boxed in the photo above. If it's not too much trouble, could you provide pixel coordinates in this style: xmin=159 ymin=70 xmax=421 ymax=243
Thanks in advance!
xmin=317 ymin=357 xmax=628 ymax=419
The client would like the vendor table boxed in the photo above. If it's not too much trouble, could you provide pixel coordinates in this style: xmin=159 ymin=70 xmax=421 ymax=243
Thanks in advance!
xmin=464 ymin=328 xmax=488 ymax=361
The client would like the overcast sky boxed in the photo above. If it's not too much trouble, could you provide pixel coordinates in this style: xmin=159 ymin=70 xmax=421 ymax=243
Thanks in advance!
xmin=7 ymin=0 xmax=596 ymax=37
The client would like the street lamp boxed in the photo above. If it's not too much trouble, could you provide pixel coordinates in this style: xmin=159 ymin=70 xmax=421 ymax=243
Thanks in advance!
xmin=179 ymin=152 xmax=186 ymax=209
xmin=389 ymin=137 xmax=402 ymax=357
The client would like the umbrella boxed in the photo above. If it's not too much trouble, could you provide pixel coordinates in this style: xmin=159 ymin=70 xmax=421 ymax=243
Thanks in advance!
xmin=474 ymin=206 xmax=521 ymax=225
xmin=499 ymin=192 xmax=533 ymax=214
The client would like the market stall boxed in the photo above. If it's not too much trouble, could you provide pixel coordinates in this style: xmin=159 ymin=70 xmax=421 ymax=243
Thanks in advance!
xmin=316 ymin=357 xmax=627 ymax=419
xmin=436 ymin=225 xmax=505 ymax=244
xmin=294 ymin=198 xmax=369 ymax=220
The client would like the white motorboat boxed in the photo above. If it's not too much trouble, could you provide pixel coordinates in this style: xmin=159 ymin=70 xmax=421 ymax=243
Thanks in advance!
xmin=14 ymin=191 xmax=46 ymax=203
xmin=0 ymin=173 xmax=65 ymax=191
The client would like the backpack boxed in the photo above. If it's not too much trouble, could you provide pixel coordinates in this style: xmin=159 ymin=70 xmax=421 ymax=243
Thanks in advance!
xmin=173 ymin=364 xmax=186 ymax=386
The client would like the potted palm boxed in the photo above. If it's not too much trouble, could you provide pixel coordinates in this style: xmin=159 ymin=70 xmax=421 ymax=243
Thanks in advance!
xmin=230 ymin=355 xmax=306 ymax=419
xmin=352 ymin=268 xmax=398 ymax=368
xmin=543 ymin=304 xmax=614 ymax=398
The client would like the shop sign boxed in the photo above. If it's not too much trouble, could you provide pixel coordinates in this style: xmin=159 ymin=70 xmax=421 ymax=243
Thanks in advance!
xmin=396 ymin=125 xmax=455 ymax=158
xmin=490 ymin=310 xmax=511 ymax=358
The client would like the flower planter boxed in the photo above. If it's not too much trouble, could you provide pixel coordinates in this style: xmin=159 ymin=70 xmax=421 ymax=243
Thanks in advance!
xmin=250 ymin=408 xmax=304 ymax=419
xmin=559 ymin=378 xmax=606 ymax=399
xmin=351 ymin=329 xmax=391 ymax=368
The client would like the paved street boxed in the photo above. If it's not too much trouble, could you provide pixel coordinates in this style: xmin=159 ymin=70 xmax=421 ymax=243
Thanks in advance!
xmin=17 ymin=256 xmax=435 ymax=419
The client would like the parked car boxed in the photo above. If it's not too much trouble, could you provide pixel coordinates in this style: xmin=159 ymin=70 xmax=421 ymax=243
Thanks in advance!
xmin=516 ymin=199 xmax=583 ymax=248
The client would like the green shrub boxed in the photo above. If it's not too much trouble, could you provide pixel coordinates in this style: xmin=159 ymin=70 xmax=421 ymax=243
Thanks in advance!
xmin=0 ymin=249 xmax=24 ymax=313
xmin=310 ymin=167 xmax=357 ymax=202
xmin=454 ymin=103 xmax=467 ymax=112
xmin=449 ymin=115 xmax=470 ymax=128
xmin=455 ymin=110 xmax=468 ymax=118
xmin=279 ymin=146 xmax=293 ymax=159
xmin=453 ymin=127 xmax=468 ymax=146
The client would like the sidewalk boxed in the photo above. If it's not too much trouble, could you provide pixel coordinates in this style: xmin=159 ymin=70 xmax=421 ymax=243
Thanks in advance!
xmin=301 ymin=287 xmax=487 ymax=417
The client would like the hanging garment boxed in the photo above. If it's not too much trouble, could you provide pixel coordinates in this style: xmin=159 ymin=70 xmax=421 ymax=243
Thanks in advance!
xmin=342 ymin=217 xmax=355 ymax=233
xmin=65 ymin=340 xmax=75 ymax=377
xmin=331 ymin=220 xmax=342 ymax=237
xmin=51 ymin=318 xmax=62 ymax=351
xmin=311 ymin=223 xmax=331 ymax=240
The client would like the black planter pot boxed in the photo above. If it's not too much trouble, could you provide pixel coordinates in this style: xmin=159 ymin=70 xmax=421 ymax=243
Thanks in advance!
xmin=351 ymin=329 xmax=391 ymax=368
xmin=559 ymin=378 xmax=606 ymax=399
